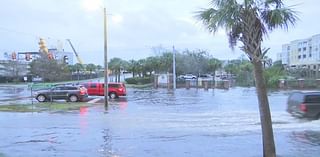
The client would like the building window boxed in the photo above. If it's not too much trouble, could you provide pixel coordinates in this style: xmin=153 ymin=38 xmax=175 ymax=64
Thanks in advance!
xmin=309 ymin=53 xmax=312 ymax=57
xmin=298 ymin=48 xmax=301 ymax=52
xmin=298 ymin=55 xmax=301 ymax=59
xmin=303 ymin=54 xmax=306 ymax=58
xmin=314 ymin=65 xmax=317 ymax=69
xmin=303 ymin=47 xmax=307 ymax=51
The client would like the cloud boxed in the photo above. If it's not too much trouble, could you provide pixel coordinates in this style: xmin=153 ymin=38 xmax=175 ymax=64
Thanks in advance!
xmin=0 ymin=0 xmax=319 ymax=65
xmin=81 ymin=0 xmax=104 ymax=12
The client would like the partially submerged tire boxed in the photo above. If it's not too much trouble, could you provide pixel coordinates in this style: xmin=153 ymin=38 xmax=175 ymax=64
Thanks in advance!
xmin=109 ymin=92 xmax=118 ymax=99
xmin=36 ymin=95 xmax=47 ymax=102
xmin=69 ymin=95 xmax=78 ymax=102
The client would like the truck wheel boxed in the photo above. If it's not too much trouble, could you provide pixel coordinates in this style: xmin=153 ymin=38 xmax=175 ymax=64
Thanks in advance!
xmin=36 ymin=95 xmax=47 ymax=102
xmin=109 ymin=92 xmax=118 ymax=99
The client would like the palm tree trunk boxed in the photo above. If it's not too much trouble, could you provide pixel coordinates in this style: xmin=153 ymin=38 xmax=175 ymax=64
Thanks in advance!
xmin=253 ymin=61 xmax=276 ymax=157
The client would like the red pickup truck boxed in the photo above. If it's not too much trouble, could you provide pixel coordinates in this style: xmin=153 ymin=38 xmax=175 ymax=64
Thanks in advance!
xmin=81 ymin=82 xmax=126 ymax=99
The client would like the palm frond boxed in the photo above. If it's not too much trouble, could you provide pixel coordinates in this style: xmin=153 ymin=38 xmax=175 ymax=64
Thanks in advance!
xmin=210 ymin=0 xmax=237 ymax=8
xmin=196 ymin=8 xmax=218 ymax=33
xmin=264 ymin=0 xmax=284 ymax=8
xmin=196 ymin=1 xmax=241 ymax=33
xmin=261 ymin=7 xmax=299 ymax=30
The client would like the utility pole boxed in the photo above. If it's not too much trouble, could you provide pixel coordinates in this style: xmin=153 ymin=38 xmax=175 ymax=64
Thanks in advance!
xmin=104 ymin=8 xmax=109 ymax=106
xmin=173 ymin=46 xmax=176 ymax=90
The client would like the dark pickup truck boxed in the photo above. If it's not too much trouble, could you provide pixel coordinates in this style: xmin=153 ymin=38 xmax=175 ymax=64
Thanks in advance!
xmin=287 ymin=91 xmax=320 ymax=119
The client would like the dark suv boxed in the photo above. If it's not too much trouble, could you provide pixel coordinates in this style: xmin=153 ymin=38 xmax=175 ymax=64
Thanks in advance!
xmin=287 ymin=91 xmax=320 ymax=119
xmin=35 ymin=85 xmax=88 ymax=102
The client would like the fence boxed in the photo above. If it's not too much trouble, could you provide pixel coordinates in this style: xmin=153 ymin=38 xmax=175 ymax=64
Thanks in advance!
xmin=278 ymin=79 xmax=320 ymax=89
xmin=154 ymin=74 xmax=234 ymax=89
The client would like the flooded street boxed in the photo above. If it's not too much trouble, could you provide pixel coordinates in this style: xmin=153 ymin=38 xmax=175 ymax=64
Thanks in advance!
xmin=1 ymin=87 xmax=320 ymax=156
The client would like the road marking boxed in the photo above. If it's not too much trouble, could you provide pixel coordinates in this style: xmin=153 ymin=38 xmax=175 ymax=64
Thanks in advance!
xmin=87 ymin=98 xmax=101 ymax=104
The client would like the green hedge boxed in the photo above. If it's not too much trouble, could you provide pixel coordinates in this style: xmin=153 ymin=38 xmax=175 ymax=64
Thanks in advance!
xmin=125 ymin=77 xmax=152 ymax=85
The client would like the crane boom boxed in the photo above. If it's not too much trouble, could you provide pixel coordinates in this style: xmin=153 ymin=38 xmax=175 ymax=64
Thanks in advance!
xmin=66 ymin=39 xmax=83 ymax=64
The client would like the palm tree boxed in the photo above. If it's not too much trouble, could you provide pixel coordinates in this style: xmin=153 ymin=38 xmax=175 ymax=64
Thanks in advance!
xmin=96 ymin=65 xmax=103 ymax=77
xmin=197 ymin=0 xmax=297 ymax=156
xmin=86 ymin=64 xmax=97 ymax=79
xmin=127 ymin=59 xmax=139 ymax=77
xmin=109 ymin=58 xmax=125 ymax=82
xmin=74 ymin=63 xmax=84 ymax=81
xmin=207 ymin=58 xmax=222 ymax=78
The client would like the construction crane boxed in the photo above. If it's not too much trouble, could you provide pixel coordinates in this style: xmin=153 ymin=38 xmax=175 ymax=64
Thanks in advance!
xmin=66 ymin=39 xmax=84 ymax=65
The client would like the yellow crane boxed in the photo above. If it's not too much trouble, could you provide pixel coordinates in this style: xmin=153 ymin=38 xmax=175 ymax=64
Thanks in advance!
xmin=66 ymin=39 xmax=84 ymax=65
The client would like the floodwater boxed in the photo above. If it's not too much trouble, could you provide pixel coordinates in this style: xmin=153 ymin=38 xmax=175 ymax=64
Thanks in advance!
xmin=0 ymin=85 xmax=31 ymax=105
xmin=1 ymin=87 xmax=320 ymax=157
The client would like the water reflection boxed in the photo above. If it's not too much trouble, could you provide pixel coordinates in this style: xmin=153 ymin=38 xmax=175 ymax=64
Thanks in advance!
xmin=0 ymin=87 xmax=25 ymax=94
xmin=291 ymin=130 xmax=320 ymax=146
xmin=0 ymin=86 xmax=30 ymax=104
xmin=105 ymin=97 xmax=128 ymax=111
xmin=100 ymin=129 xmax=121 ymax=157
xmin=79 ymin=106 xmax=88 ymax=135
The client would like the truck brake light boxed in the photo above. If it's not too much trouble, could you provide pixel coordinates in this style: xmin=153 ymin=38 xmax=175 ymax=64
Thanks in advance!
xmin=300 ymin=103 xmax=307 ymax=112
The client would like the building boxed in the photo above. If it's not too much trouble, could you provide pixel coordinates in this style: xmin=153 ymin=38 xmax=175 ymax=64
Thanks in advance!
xmin=280 ymin=34 xmax=320 ymax=77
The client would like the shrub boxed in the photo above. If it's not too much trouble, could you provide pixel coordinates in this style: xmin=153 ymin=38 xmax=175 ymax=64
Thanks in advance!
xmin=125 ymin=77 xmax=153 ymax=84
xmin=125 ymin=77 xmax=138 ymax=84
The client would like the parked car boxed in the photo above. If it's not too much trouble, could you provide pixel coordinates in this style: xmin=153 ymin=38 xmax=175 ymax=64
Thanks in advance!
xmin=287 ymin=91 xmax=320 ymax=119
xmin=198 ymin=74 xmax=213 ymax=80
xmin=35 ymin=85 xmax=88 ymax=102
xmin=81 ymin=82 xmax=127 ymax=99
xmin=183 ymin=74 xmax=197 ymax=80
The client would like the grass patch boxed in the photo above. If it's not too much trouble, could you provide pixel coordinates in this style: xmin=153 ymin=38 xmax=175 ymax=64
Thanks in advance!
xmin=0 ymin=102 xmax=92 ymax=112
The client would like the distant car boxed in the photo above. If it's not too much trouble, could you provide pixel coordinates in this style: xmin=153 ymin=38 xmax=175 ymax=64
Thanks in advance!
xmin=81 ymin=82 xmax=127 ymax=99
xmin=35 ymin=85 xmax=88 ymax=102
xmin=183 ymin=74 xmax=197 ymax=80
xmin=199 ymin=74 xmax=213 ymax=79
xmin=287 ymin=91 xmax=320 ymax=119
xmin=177 ymin=75 xmax=185 ymax=80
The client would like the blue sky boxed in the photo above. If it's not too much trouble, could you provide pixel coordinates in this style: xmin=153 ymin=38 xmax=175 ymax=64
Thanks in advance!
xmin=0 ymin=0 xmax=319 ymax=65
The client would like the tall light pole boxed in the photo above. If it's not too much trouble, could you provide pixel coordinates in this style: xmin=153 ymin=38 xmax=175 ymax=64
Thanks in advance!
xmin=173 ymin=46 xmax=176 ymax=90
xmin=104 ymin=7 xmax=109 ymax=106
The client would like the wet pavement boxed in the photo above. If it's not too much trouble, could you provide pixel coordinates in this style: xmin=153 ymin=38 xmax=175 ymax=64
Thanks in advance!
xmin=1 ymin=86 xmax=320 ymax=156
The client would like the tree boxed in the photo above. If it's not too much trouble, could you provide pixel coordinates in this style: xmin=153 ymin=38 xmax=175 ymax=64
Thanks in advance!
xmin=96 ymin=65 xmax=103 ymax=77
xmin=207 ymin=58 xmax=222 ymax=76
xmin=144 ymin=56 xmax=161 ymax=75
xmin=109 ymin=58 xmax=126 ymax=82
xmin=2 ymin=60 xmax=27 ymax=82
xmin=197 ymin=0 xmax=297 ymax=156
xmin=159 ymin=52 xmax=173 ymax=73
xmin=86 ymin=63 xmax=97 ymax=79
xmin=264 ymin=61 xmax=286 ymax=88
xmin=74 ymin=63 xmax=84 ymax=80
xmin=136 ymin=59 xmax=146 ymax=77
xmin=127 ymin=59 xmax=139 ymax=77
xmin=29 ymin=55 xmax=70 ymax=82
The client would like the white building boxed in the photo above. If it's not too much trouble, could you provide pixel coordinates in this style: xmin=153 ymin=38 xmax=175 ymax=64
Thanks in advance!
xmin=280 ymin=34 xmax=320 ymax=77
xmin=281 ymin=34 xmax=320 ymax=67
